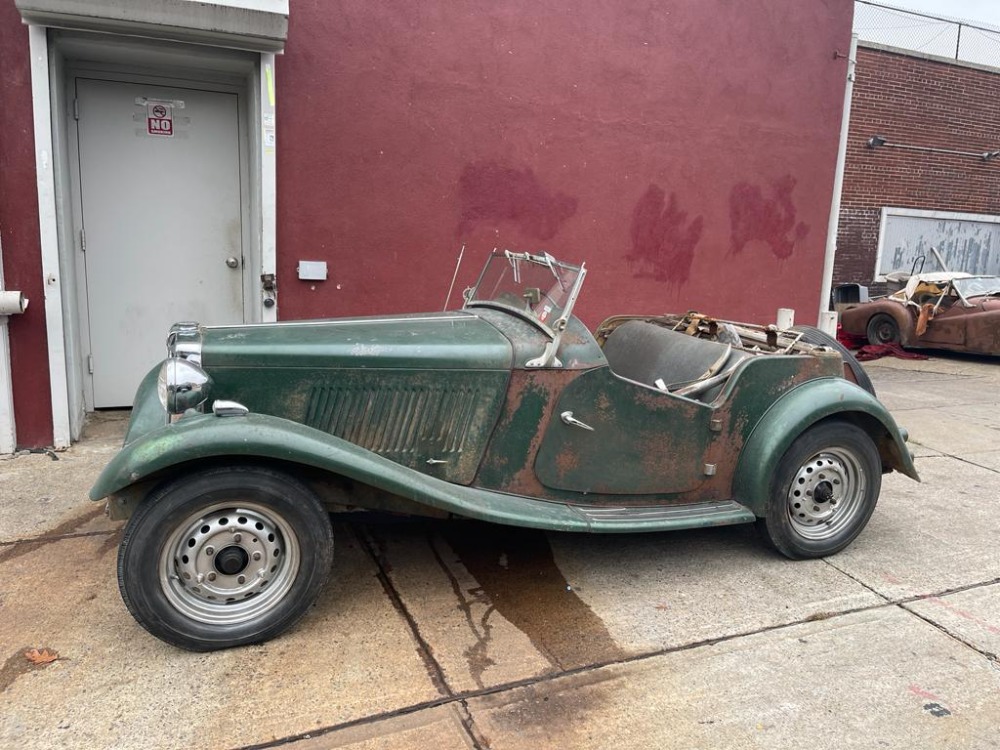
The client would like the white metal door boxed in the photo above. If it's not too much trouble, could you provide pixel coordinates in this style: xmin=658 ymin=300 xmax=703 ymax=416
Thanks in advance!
xmin=75 ymin=78 xmax=245 ymax=408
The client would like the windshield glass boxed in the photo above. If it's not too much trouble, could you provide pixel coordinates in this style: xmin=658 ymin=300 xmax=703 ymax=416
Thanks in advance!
xmin=953 ymin=276 xmax=1000 ymax=299
xmin=464 ymin=251 xmax=585 ymax=331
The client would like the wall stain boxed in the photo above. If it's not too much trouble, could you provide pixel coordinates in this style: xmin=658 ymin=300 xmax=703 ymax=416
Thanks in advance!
xmin=457 ymin=162 xmax=578 ymax=241
xmin=728 ymin=175 xmax=809 ymax=260
xmin=626 ymin=184 xmax=702 ymax=285
xmin=437 ymin=522 xmax=626 ymax=683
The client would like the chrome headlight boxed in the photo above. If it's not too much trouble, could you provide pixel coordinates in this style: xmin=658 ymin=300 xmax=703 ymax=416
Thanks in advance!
xmin=157 ymin=358 xmax=213 ymax=414
xmin=166 ymin=322 xmax=203 ymax=364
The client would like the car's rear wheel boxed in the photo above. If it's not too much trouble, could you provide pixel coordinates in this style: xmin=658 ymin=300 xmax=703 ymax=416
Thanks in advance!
xmin=117 ymin=466 xmax=333 ymax=651
xmin=757 ymin=421 xmax=881 ymax=559
xmin=866 ymin=313 xmax=900 ymax=346
xmin=789 ymin=325 xmax=875 ymax=396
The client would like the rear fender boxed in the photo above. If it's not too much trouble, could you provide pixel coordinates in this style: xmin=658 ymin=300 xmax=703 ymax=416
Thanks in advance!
xmin=733 ymin=378 xmax=919 ymax=516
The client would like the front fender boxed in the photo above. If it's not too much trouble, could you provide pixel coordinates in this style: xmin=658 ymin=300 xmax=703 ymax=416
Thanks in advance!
xmin=733 ymin=377 xmax=919 ymax=516
xmin=90 ymin=411 xmax=439 ymax=502
xmin=89 ymin=411 xmax=600 ymax=531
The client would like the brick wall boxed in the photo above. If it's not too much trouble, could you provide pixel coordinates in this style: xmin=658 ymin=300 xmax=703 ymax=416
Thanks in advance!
xmin=835 ymin=44 xmax=1000 ymax=285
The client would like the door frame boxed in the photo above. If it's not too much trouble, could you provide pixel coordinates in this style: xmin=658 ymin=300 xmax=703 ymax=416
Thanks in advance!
xmin=29 ymin=27 xmax=279 ymax=442
xmin=67 ymin=71 xmax=253 ymax=410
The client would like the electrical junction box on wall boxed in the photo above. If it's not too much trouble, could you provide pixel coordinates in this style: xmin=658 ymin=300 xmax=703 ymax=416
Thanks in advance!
xmin=297 ymin=261 xmax=328 ymax=281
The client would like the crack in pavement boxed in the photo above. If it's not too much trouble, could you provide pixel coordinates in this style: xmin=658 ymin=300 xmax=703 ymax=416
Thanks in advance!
xmin=225 ymin=574 xmax=1000 ymax=750
xmin=427 ymin=531 xmax=508 ymax=689
xmin=822 ymin=557 xmax=893 ymax=603
xmin=825 ymin=554 xmax=1000 ymax=664
xmin=901 ymin=598 xmax=1000 ymax=665
xmin=262 ymin=524 xmax=491 ymax=750
xmin=355 ymin=524 xmax=454 ymax=700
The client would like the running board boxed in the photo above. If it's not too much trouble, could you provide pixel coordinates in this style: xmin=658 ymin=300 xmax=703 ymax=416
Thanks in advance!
xmin=567 ymin=500 xmax=756 ymax=532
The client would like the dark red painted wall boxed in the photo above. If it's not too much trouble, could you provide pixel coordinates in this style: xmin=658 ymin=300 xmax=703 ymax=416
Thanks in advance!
xmin=276 ymin=0 xmax=854 ymax=327
xmin=0 ymin=0 xmax=852 ymax=447
xmin=0 ymin=3 xmax=53 ymax=448
xmin=836 ymin=45 xmax=1000 ymax=286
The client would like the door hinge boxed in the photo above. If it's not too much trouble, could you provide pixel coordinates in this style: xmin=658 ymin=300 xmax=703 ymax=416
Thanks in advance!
xmin=87 ymin=355 xmax=94 ymax=374
xmin=73 ymin=98 xmax=79 ymax=121
xmin=79 ymin=228 xmax=86 ymax=252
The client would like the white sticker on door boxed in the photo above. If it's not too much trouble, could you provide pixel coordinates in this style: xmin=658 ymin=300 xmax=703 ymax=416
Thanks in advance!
xmin=146 ymin=103 xmax=174 ymax=137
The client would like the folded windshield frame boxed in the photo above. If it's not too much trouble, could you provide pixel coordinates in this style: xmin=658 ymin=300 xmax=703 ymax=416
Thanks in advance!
xmin=464 ymin=251 xmax=587 ymax=338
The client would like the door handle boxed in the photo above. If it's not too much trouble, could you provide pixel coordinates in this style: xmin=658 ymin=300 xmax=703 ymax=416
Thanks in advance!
xmin=226 ymin=256 xmax=240 ymax=269
xmin=560 ymin=411 xmax=594 ymax=431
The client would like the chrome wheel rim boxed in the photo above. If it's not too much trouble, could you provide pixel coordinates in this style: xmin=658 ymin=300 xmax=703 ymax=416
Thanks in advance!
xmin=786 ymin=447 xmax=867 ymax=540
xmin=159 ymin=501 xmax=301 ymax=625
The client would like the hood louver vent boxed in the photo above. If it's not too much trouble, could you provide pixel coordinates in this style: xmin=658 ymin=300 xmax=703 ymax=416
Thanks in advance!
xmin=302 ymin=372 xmax=509 ymax=485
xmin=307 ymin=384 xmax=481 ymax=455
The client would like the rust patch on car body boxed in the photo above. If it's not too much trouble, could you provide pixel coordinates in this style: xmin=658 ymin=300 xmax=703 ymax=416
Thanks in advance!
xmin=536 ymin=367 xmax=711 ymax=495
xmin=475 ymin=370 xmax=578 ymax=497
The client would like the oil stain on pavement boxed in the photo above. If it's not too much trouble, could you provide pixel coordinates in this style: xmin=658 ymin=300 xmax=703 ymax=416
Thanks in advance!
xmin=437 ymin=522 xmax=625 ymax=681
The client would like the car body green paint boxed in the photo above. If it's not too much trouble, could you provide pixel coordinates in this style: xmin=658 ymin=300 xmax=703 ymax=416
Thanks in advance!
xmin=535 ymin=366 xmax=712 ymax=494
xmin=203 ymin=312 xmax=513 ymax=370
xmin=91 ymin=406 xmax=759 ymax=533
xmin=93 ymin=252 xmax=917 ymax=541
xmin=733 ymin=377 xmax=919 ymax=515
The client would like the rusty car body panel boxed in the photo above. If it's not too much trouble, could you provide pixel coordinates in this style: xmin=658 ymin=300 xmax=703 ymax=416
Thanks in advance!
xmin=95 ymin=250 xmax=920 ymax=651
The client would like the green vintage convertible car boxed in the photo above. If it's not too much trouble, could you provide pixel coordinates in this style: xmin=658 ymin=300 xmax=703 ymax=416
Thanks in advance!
xmin=92 ymin=251 xmax=917 ymax=650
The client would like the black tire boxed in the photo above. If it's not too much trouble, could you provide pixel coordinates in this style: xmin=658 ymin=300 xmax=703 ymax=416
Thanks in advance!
xmin=117 ymin=466 xmax=334 ymax=651
xmin=789 ymin=325 xmax=876 ymax=396
xmin=866 ymin=313 xmax=900 ymax=346
xmin=756 ymin=421 xmax=881 ymax=559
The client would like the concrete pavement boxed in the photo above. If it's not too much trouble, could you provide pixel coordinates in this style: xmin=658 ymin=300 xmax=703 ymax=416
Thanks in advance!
xmin=2 ymin=354 xmax=999 ymax=749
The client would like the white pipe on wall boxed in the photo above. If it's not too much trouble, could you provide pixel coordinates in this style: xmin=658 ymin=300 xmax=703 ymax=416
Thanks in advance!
xmin=818 ymin=33 xmax=858 ymax=326
xmin=0 ymin=234 xmax=17 ymax=454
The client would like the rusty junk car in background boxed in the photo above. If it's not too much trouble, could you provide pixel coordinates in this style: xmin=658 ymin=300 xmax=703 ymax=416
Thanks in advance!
xmin=91 ymin=251 xmax=918 ymax=651
xmin=839 ymin=271 xmax=1000 ymax=356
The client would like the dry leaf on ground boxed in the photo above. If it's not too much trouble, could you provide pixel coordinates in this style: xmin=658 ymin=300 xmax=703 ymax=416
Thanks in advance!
xmin=24 ymin=648 xmax=60 ymax=665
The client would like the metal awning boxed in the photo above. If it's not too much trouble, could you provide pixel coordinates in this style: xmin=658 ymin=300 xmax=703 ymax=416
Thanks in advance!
xmin=15 ymin=0 xmax=288 ymax=53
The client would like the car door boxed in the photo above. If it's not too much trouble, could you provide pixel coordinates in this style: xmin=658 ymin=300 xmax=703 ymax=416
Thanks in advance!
xmin=919 ymin=292 xmax=966 ymax=347
xmin=533 ymin=367 xmax=714 ymax=495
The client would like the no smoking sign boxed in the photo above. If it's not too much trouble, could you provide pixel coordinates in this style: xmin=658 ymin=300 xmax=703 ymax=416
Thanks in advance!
xmin=146 ymin=102 xmax=173 ymax=137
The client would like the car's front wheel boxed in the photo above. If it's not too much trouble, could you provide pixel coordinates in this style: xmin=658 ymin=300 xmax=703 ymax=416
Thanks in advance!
xmin=117 ymin=466 xmax=333 ymax=651
xmin=757 ymin=421 xmax=881 ymax=559
xmin=866 ymin=313 xmax=900 ymax=345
